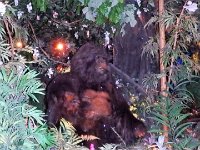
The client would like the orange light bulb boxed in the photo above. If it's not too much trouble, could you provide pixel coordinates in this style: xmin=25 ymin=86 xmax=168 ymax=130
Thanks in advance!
xmin=56 ymin=43 xmax=64 ymax=51
xmin=15 ymin=41 xmax=23 ymax=48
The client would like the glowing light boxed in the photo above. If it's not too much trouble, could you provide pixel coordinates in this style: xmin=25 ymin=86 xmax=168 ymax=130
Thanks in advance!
xmin=15 ymin=41 xmax=23 ymax=48
xmin=50 ymin=38 xmax=70 ymax=58
xmin=55 ymin=42 xmax=64 ymax=51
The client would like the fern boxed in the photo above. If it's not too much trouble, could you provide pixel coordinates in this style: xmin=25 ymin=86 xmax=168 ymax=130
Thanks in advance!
xmin=0 ymin=23 xmax=5 ymax=40
xmin=149 ymin=93 xmax=198 ymax=149
xmin=51 ymin=118 xmax=88 ymax=150
xmin=0 ymin=40 xmax=11 ymax=63
xmin=173 ymin=137 xmax=200 ymax=150
xmin=80 ymin=134 xmax=100 ymax=141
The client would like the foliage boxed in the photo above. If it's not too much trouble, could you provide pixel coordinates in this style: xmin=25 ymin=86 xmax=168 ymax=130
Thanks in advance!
xmin=98 ymin=143 xmax=119 ymax=150
xmin=143 ymin=1 xmax=200 ymax=148
xmin=13 ymin=0 xmax=112 ymax=74
xmin=1 ymin=0 xmax=200 ymax=149
xmin=144 ymin=1 xmax=200 ymax=84
xmin=50 ymin=118 xmax=88 ymax=150
xmin=32 ymin=0 xmax=48 ymax=12
xmin=0 ymin=3 xmax=38 ymax=69
xmin=79 ymin=0 xmax=125 ymax=25
xmin=149 ymin=79 xmax=200 ymax=149
xmin=29 ymin=0 xmax=137 ymax=27
xmin=78 ymin=0 xmax=138 ymax=36
xmin=186 ymin=78 xmax=200 ymax=107
xmin=0 ymin=3 xmax=57 ymax=149
xmin=0 ymin=41 xmax=10 ymax=63
xmin=0 ymin=67 xmax=55 ymax=149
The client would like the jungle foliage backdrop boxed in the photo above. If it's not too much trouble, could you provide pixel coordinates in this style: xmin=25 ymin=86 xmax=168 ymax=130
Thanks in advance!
xmin=1 ymin=0 xmax=200 ymax=149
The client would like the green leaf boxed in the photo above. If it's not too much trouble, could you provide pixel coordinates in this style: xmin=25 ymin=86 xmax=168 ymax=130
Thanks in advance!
xmin=88 ymin=0 xmax=105 ymax=8
xmin=111 ymin=0 xmax=119 ymax=7
xmin=171 ymin=114 xmax=190 ymax=128
xmin=148 ymin=116 xmax=170 ymax=127
xmin=82 ymin=7 xmax=96 ymax=21
xmin=174 ymin=122 xmax=193 ymax=139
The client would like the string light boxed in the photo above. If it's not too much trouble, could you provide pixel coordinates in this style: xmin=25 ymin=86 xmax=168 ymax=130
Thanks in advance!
xmin=55 ymin=42 xmax=64 ymax=51
xmin=50 ymin=38 xmax=70 ymax=58
xmin=15 ymin=40 xmax=23 ymax=48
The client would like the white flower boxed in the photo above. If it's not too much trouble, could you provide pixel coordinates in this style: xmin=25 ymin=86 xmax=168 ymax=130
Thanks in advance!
xmin=184 ymin=2 xmax=198 ymax=12
xmin=104 ymin=31 xmax=110 ymax=46
xmin=155 ymin=136 xmax=167 ymax=150
xmin=82 ymin=24 xmax=88 ymax=28
xmin=36 ymin=15 xmax=40 ymax=20
xmin=74 ymin=31 xmax=79 ymax=39
xmin=115 ymin=79 xmax=123 ymax=88
xmin=137 ymin=10 xmax=141 ymax=16
xmin=14 ymin=0 xmax=19 ymax=6
xmin=0 ymin=61 xmax=3 ymax=65
xmin=53 ymin=11 xmax=58 ymax=18
xmin=33 ymin=48 xmax=40 ymax=60
xmin=27 ymin=2 xmax=32 ymax=13
xmin=115 ymin=79 xmax=120 ymax=85
xmin=0 ymin=2 xmax=6 ymax=16
xmin=187 ymin=1 xmax=192 ymax=5
xmin=136 ymin=0 xmax=141 ymax=7
xmin=86 ymin=30 xmax=90 ymax=38
xmin=111 ymin=26 xmax=116 ymax=33
xmin=107 ymin=44 xmax=112 ymax=49
xmin=47 ymin=68 xmax=54 ymax=78
xmin=17 ymin=11 xmax=24 ymax=19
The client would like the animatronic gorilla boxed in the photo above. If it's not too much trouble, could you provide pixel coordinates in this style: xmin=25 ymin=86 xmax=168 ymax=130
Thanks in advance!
xmin=45 ymin=43 xmax=146 ymax=147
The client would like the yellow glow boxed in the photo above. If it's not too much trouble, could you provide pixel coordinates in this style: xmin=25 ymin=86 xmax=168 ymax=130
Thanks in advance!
xmin=192 ymin=51 xmax=199 ymax=63
xmin=15 ymin=41 xmax=23 ymax=48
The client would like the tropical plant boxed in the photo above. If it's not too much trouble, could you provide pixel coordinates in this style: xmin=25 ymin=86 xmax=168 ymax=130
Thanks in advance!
xmin=2 ymin=0 xmax=200 ymax=149
xmin=0 ymin=67 xmax=55 ymax=150
xmin=149 ymin=79 xmax=200 ymax=149
xmin=98 ymin=143 xmax=120 ymax=150
xmin=0 ymin=2 xmax=59 ymax=150
xmin=50 ymin=118 xmax=89 ymax=150
xmin=142 ymin=0 xmax=200 ymax=148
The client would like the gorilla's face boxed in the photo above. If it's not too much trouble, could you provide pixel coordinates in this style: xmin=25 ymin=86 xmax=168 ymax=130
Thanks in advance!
xmin=70 ymin=43 xmax=111 ymax=85
xmin=95 ymin=56 xmax=109 ymax=74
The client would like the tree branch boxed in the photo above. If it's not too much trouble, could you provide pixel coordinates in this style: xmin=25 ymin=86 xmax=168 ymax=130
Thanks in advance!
xmin=109 ymin=63 xmax=147 ymax=96
xmin=167 ymin=0 xmax=188 ymax=89
xmin=3 ymin=17 xmax=14 ymax=60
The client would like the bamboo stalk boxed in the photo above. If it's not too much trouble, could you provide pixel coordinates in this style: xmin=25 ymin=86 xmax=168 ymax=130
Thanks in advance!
xmin=158 ymin=0 xmax=169 ymax=142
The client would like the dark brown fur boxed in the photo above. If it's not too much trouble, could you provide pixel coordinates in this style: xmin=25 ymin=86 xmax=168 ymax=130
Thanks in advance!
xmin=45 ymin=43 xmax=146 ymax=147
